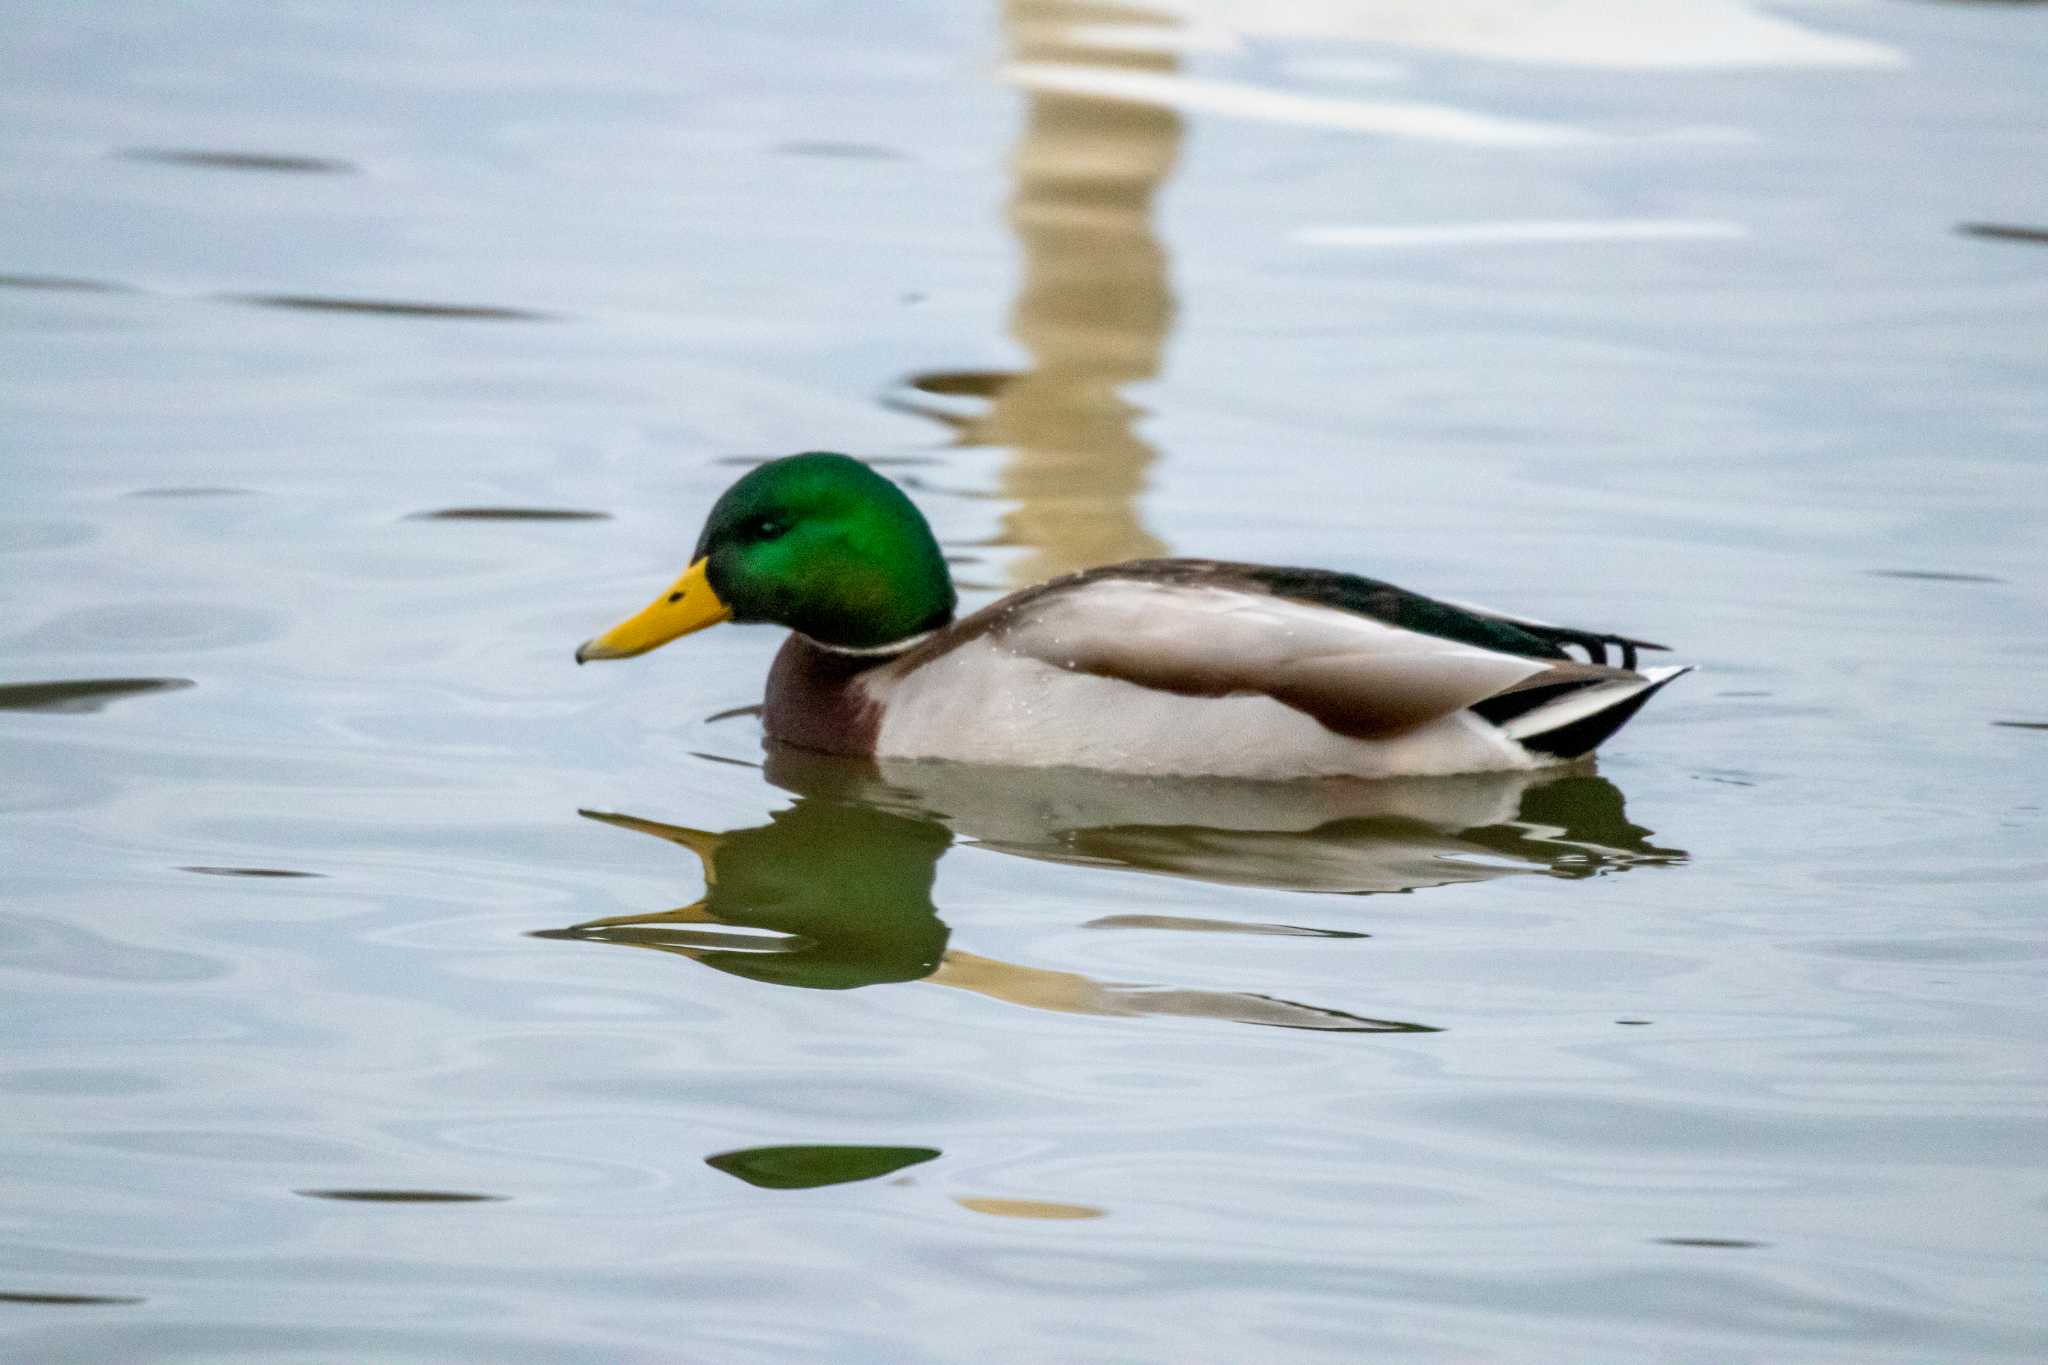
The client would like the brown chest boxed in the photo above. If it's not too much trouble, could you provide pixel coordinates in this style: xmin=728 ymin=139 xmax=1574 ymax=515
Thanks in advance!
xmin=761 ymin=635 xmax=886 ymax=755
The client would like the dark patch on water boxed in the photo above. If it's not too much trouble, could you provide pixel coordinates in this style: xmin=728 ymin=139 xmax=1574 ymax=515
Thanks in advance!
xmin=0 ymin=273 xmax=136 ymax=294
xmin=907 ymin=370 xmax=1011 ymax=400
xmin=688 ymin=751 xmax=762 ymax=769
xmin=0 ymin=678 xmax=194 ymax=714
xmin=774 ymin=140 xmax=908 ymax=160
xmin=181 ymin=866 xmax=325 ymax=879
xmin=1865 ymin=568 xmax=2005 ymax=583
xmin=1654 ymin=1237 xmax=1768 ymax=1249
xmin=406 ymin=507 xmax=611 ymax=522
xmin=1958 ymin=222 xmax=2048 ymax=245
xmin=295 ymin=1189 xmax=508 ymax=1204
xmin=0 ymin=1291 xmax=145 ymax=1306
xmin=704 ymin=704 xmax=766 ymax=724
xmin=706 ymin=1144 xmax=940 ymax=1190
xmin=118 ymin=147 xmax=357 ymax=174
xmin=1083 ymin=914 xmax=1367 ymax=939
xmin=125 ymin=486 xmax=254 ymax=498
xmin=226 ymin=294 xmax=555 ymax=322
xmin=1616 ymin=1019 xmax=1654 ymax=1026
xmin=1992 ymin=720 xmax=2048 ymax=731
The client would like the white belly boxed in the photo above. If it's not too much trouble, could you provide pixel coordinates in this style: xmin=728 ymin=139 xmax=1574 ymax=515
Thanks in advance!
xmin=866 ymin=639 xmax=1544 ymax=779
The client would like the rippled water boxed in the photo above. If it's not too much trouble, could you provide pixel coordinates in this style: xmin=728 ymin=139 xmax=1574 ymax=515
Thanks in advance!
xmin=4 ymin=2 xmax=2045 ymax=1360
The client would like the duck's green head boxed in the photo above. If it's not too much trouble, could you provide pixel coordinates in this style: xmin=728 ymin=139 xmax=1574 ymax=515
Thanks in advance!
xmin=576 ymin=452 xmax=956 ymax=661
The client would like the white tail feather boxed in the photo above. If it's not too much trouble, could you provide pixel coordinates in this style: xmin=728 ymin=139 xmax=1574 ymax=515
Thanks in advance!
xmin=1501 ymin=665 xmax=1694 ymax=741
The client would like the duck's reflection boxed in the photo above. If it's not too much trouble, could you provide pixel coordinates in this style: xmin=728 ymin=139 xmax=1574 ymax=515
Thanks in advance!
xmin=770 ymin=747 xmax=1684 ymax=895
xmin=543 ymin=800 xmax=1417 ymax=1031
xmin=542 ymin=753 xmax=1682 ymax=1032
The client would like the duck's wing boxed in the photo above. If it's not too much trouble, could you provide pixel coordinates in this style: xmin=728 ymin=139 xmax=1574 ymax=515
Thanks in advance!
xmin=955 ymin=565 xmax=1640 ymax=741
xmin=1144 ymin=560 xmax=1664 ymax=667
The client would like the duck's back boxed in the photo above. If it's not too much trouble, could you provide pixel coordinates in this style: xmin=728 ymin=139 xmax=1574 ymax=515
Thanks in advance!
xmin=772 ymin=561 xmax=1682 ymax=779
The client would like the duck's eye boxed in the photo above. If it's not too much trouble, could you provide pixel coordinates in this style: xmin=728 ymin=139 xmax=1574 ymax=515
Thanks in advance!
xmin=746 ymin=517 xmax=787 ymax=542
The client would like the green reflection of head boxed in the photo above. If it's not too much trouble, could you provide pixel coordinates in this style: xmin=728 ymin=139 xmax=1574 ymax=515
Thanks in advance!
xmin=693 ymin=799 xmax=953 ymax=991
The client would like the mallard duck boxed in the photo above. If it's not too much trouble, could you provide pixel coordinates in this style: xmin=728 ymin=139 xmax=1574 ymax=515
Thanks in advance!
xmin=576 ymin=452 xmax=1689 ymax=778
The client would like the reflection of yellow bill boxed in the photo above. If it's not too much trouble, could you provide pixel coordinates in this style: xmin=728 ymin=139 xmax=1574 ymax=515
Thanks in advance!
xmin=575 ymin=557 xmax=729 ymax=662
xmin=576 ymin=810 xmax=723 ymax=882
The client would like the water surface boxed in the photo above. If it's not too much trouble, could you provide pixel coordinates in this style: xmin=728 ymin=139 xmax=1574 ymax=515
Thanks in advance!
xmin=3 ymin=1 xmax=2045 ymax=1360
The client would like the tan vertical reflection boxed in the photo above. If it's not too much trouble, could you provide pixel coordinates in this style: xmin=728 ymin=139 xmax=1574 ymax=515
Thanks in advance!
xmin=902 ymin=2 xmax=1182 ymax=583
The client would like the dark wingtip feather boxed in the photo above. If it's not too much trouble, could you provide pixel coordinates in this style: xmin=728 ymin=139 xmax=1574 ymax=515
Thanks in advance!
xmin=1518 ymin=668 xmax=1692 ymax=760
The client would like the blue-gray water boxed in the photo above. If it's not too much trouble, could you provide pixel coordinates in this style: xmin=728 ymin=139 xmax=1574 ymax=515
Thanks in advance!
xmin=3 ymin=3 xmax=2045 ymax=1360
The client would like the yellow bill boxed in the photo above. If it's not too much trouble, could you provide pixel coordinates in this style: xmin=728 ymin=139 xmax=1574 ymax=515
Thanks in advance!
xmin=575 ymin=557 xmax=730 ymax=663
